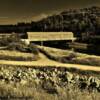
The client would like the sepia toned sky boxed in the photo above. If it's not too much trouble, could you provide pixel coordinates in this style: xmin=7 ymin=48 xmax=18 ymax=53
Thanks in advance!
xmin=0 ymin=0 xmax=99 ymax=24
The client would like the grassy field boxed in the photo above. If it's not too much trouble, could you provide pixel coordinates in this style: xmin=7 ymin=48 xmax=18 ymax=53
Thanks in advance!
xmin=0 ymin=65 xmax=100 ymax=100
xmin=0 ymin=82 xmax=100 ymax=100
xmin=0 ymin=50 xmax=39 ymax=61
xmin=38 ymin=45 xmax=100 ymax=66
xmin=0 ymin=44 xmax=100 ymax=100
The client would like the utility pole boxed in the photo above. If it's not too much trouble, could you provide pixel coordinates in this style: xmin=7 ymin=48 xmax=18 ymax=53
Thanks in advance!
xmin=60 ymin=14 xmax=64 ymax=32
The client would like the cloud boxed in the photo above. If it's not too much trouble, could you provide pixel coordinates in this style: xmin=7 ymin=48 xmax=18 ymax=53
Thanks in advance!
xmin=32 ymin=13 xmax=49 ymax=21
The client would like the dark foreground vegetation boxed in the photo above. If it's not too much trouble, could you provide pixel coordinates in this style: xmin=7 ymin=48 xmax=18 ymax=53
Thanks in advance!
xmin=0 ymin=65 xmax=100 ymax=100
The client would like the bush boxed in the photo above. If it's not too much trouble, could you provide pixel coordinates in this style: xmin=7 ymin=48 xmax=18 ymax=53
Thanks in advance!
xmin=60 ymin=53 xmax=77 ymax=63
xmin=7 ymin=43 xmax=40 ymax=60
xmin=28 ymin=43 xmax=39 ymax=55
xmin=7 ymin=42 xmax=28 ymax=52
xmin=0 ymin=33 xmax=21 ymax=46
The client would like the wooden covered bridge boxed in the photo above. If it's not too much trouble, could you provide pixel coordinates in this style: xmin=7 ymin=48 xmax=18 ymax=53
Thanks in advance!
xmin=22 ymin=32 xmax=76 ymax=46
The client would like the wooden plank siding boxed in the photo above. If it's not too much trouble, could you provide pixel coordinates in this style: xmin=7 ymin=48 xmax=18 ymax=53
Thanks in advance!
xmin=27 ymin=32 xmax=76 ymax=41
xmin=68 ymin=42 xmax=88 ymax=50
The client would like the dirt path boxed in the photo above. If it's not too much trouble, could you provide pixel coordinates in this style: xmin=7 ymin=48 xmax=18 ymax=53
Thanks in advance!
xmin=0 ymin=53 xmax=100 ymax=72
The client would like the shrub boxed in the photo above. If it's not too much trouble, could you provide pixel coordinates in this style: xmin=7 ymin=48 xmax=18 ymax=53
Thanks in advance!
xmin=0 ymin=33 xmax=21 ymax=46
xmin=28 ymin=43 xmax=39 ymax=55
xmin=7 ymin=42 xmax=28 ymax=52
xmin=60 ymin=53 xmax=77 ymax=63
xmin=6 ymin=43 xmax=39 ymax=63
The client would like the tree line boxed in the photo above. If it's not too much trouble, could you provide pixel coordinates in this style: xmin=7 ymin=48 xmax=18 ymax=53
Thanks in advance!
xmin=0 ymin=6 xmax=100 ymax=37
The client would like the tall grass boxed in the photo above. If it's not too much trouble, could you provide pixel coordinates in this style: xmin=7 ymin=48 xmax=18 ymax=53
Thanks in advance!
xmin=0 ymin=82 xmax=99 ymax=100
xmin=0 ymin=50 xmax=39 ymax=61
xmin=38 ymin=46 xmax=100 ymax=66
xmin=0 ymin=65 xmax=100 ymax=100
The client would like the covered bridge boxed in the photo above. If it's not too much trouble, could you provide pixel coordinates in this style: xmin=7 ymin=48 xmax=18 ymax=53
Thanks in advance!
xmin=27 ymin=32 xmax=75 ymax=41
xmin=23 ymin=32 xmax=76 ymax=47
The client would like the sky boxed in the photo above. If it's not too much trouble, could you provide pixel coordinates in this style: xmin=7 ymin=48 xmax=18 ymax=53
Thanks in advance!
xmin=0 ymin=0 xmax=99 ymax=24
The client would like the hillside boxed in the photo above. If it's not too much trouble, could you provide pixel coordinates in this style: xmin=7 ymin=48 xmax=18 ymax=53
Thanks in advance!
xmin=35 ymin=6 xmax=100 ymax=35
xmin=0 ymin=6 xmax=100 ymax=34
